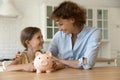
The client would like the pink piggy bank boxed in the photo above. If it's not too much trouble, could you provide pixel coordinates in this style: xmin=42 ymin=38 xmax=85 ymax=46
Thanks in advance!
xmin=34 ymin=51 xmax=54 ymax=73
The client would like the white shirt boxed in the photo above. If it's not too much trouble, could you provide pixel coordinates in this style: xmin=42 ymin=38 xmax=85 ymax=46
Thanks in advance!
xmin=48 ymin=26 xmax=102 ymax=69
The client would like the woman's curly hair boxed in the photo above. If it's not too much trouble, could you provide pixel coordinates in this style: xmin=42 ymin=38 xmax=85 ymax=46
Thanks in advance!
xmin=50 ymin=1 xmax=86 ymax=27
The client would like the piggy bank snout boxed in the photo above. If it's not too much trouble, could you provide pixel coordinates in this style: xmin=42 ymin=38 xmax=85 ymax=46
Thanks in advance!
xmin=41 ymin=60 xmax=48 ymax=65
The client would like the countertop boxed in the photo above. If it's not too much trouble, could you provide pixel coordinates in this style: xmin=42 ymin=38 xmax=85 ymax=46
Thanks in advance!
xmin=0 ymin=66 xmax=120 ymax=80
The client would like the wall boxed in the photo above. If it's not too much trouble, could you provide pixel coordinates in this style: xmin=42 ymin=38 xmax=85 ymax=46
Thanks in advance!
xmin=109 ymin=8 xmax=120 ymax=58
xmin=0 ymin=0 xmax=120 ymax=59
xmin=0 ymin=0 xmax=42 ymax=59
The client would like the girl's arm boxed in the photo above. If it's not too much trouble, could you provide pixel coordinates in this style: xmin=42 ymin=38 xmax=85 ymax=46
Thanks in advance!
xmin=6 ymin=54 xmax=35 ymax=72
xmin=6 ymin=61 xmax=35 ymax=72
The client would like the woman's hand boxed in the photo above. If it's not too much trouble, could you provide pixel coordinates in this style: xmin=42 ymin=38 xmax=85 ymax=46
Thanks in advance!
xmin=52 ymin=56 xmax=80 ymax=68
xmin=52 ymin=56 xmax=65 ymax=70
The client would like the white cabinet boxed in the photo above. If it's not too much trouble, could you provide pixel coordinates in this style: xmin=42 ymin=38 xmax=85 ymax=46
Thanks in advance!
xmin=86 ymin=8 xmax=109 ymax=41
xmin=40 ymin=4 xmax=110 ymax=58
xmin=86 ymin=8 xmax=110 ymax=58
xmin=41 ymin=5 xmax=109 ymax=41
xmin=46 ymin=6 xmax=58 ymax=40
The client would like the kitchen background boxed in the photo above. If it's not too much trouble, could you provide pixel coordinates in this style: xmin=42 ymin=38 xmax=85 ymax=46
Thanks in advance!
xmin=0 ymin=0 xmax=120 ymax=62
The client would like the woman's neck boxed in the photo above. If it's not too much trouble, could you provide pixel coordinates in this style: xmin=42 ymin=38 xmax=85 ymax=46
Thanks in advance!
xmin=72 ymin=25 xmax=84 ymax=36
xmin=71 ymin=25 xmax=84 ymax=48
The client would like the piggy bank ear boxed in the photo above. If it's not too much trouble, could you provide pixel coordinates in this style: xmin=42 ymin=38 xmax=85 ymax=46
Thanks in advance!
xmin=35 ymin=52 xmax=42 ymax=57
xmin=46 ymin=52 xmax=52 ymax=57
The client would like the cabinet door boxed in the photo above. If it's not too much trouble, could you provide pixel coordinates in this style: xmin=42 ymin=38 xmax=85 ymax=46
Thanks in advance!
xmin=86 ymin=9 xmax=93 ymax=27
xmin=46 ymin=6 xmax=58 ymax=40
xmin=97 ymin=9 xmax=108 ymax=41
xmin=86 ymin=9 xmax=109 ymax=41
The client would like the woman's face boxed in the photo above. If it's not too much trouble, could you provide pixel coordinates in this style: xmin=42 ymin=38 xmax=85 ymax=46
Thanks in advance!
xmin=27 ymin=31 xmax=44 ymax=51
xmin=56 ymin=18 xmax=75 ymax=34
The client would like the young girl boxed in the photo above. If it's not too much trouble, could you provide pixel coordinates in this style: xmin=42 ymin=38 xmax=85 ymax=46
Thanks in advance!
xmin=6 ymin=27 xmax=44 ymax=72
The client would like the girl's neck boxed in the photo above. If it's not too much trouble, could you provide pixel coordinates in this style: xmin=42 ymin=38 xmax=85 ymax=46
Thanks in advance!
xmin=27 ymin=48 xmax=36 ymax=61
xmin=27 ymin=48 xmax=36 ymax=53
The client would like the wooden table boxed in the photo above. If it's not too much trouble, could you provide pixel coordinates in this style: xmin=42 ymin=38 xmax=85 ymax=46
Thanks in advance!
xmin=0 ymin=66 xmax=120 ymax=80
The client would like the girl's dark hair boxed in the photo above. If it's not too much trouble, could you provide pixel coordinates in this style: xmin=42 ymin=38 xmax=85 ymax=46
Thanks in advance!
xmin=21 ymin=27 xmax=41 ymax=48
xmin=51 ymin=1 xmax=86 ymax=27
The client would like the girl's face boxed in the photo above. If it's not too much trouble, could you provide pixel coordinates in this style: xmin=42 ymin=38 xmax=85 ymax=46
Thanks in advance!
xmin=27 ymin=31 xmax=44 ymax=51
xmin=56 ymin=18 xmax=75 ymax=34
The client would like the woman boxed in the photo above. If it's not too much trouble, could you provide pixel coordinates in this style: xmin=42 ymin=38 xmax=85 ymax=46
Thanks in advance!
xmin=48 ymin=1 xmax=101 ymax=69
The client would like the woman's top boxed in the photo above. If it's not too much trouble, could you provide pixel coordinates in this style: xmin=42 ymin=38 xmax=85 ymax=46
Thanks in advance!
xmin=48 ymin=26 xmax=102 ymax=69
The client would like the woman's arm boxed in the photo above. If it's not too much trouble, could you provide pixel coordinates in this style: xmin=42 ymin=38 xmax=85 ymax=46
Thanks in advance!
xmin=54 ymin=57 xmax=87 ymax=68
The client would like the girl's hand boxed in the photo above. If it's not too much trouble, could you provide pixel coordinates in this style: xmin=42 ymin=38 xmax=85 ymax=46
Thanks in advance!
xmin=12 ymin=51 xmax=21 ymax=60
xmin=23 ymin=62 xmax=36 ymax=72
